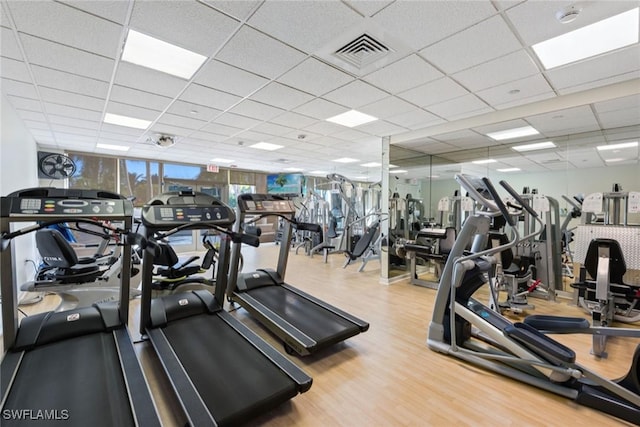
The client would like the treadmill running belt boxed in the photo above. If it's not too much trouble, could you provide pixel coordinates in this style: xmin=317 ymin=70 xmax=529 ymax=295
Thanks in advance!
xmin=247 ymin=286 xmax=361 ymax=346
xmin=3 ymin=332 xmax=133 ymax=427
xmin=162 ymin=314 xmax=298 ymax=426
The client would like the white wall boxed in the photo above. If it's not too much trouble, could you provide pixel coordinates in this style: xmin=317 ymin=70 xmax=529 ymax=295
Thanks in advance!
xmin=1 ymin=93 xmax=40 ymax=302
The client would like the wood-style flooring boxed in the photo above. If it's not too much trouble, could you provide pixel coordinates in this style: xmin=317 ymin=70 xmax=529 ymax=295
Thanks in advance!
xmin=11 ymin=244 xmax=640 ymax=426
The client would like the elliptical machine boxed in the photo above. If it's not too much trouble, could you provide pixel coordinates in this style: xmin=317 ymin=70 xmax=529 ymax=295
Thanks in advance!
xmin=428 ymin=174 xmax=640 ymax=424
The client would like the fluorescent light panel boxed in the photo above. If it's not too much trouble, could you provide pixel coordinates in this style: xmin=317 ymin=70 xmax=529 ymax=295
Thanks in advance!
xmin=361 ymin=162 xmax=381 ymax=167
xmin=532 ymin=8 xmax=639 ymax=69
xmin=209 ymin=158 xmax=235 ymax=164
xmin=512 ymin=141 xmax=556 ymax=152
xmin=103 ymin=113 xmax=151 ymax=129
xmin=389 ymin=169 xmax=408 ymax=174
xmin=122 ymin=30 xmax=207 ymax=79
xmin=597 ymin=141 xmax=638 ymax=151
xmin=333 ymin=157 xmax=360 ymax=163
xmin=605 ymin=158 xmax=626 ymax=163
xmin=326 ymin=110 xmax=378 ymax=128
xmin=249 ymin=142 xmax=283 ymax=151
xmin=486 ymin=126 xmax=539 ymax=141
xmin=472 ymin=159 xmax=497 ymax=164
xmin=96 ymin=143 xmax=130 ymax=151
xmin=497 ymin=167 xmax=521 ymax=172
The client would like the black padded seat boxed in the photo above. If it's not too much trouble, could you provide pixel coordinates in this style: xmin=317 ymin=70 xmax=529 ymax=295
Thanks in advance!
xmin=35 ymin=229 xmax=102 ymax=284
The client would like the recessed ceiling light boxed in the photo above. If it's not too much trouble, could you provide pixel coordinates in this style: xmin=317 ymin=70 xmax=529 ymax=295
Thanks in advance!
xmin=326 ymin=110 xmax=378 ymax=128
xmin=284 ymin=167 xmax=304 ymax=172
xmin=121 ymin=30 xmax=207 ymax=79
xmin=472 ymin=159 xmax=497 ymax=164
xmin=605 ymin=158 xmax=626 ymax=163
xmin=497 ymin=167 xmax=521 ymax=172
xmin=486 ymin=126 xmax=539 ymax=141
xmin=532 ymin=8 xmax=639 ymax=69
xmin=389 ymin=169 xmax=408 ymax=174
xmin=597 ymin=141 xmax=638 ymax=151
xmin=429 ymin=175 xmax=440 ymax=179
xmin=249 ymin=142 xmax=283 ymax=151
xmin=361 ymin=162 xmax=381 ymax=167
xmin=389 ymin=164 xmax=398 ymax=168
xmin=333 ymin=157 xmax=360 ymax=163
xmin=512 ymin=141 xmax=556 ymax=152
xmin=209 ymin=158 xmax=234 ymax=164
xmin=96 ymin=143 xmax=130 ymax=151
xmin=103 ymin=113 xmax=151 ymax=129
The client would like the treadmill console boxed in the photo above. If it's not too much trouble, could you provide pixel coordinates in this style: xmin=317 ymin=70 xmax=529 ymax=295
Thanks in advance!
xmin=237 ymin=194 xmax=295 ymax=214
xmin=1 ymin=187 xmax=131 ymax=218
xmin=141 ymin=191 xmax=235 ymax=229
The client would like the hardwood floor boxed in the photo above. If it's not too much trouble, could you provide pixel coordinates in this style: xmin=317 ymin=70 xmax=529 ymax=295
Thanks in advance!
xmin=9 ymin=244 xmax=640 ymax=426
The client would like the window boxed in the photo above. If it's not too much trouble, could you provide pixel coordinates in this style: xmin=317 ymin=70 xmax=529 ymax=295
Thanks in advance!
xmin=119 ymin=159 xmax=160 ymax=206
xmin=68 ymin=153 xmax=117 ymax=192
xmin=228 ymin=184 xmax=255 ymax=208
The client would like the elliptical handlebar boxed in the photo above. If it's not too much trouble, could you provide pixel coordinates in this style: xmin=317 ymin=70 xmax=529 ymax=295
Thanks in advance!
xmin=150 ymin=221 xmax=260 ymax=250
xmin=499 ymin=180 xmax=538 ymax=219
xmin=482 ymin=177 xmax=515 ymax=227
xmin=455 ymin=174 xmax=500 ymax=214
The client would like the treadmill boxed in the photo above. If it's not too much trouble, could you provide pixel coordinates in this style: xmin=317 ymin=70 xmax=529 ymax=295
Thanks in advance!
xmin=1 ymin=188 xmax=160 ymax=427
xmin=139 ymin=191 xmax=311 ymax=426
xmin=227 ymin=193 xmax=369 ymax=356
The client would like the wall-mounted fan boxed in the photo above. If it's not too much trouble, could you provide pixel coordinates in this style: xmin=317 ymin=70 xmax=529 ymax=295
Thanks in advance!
xmin=38 ymin=153 xmax=77 ymax=179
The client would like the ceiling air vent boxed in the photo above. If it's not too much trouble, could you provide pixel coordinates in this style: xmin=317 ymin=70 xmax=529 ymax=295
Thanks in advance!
xmin=332 ymin=34 xmax=393 ymax=70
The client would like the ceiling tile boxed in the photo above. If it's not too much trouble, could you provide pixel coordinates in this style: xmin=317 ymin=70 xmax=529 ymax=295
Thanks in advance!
xmin=48 ymin=114 xmax=99 ymax=130
xmin=397 ymin=77 xmax=469 ymax=108
xmin=371 ymin=0 xmax=495 ymax=50
xmin=100 ymin=123 xmax=145 ymax=137
xmin=109 ymin=85 xmax=173 ymax=111
xmin=594 ymin=94 xmax=640 ymax=114
xmin=597 ymin=109 xmax=640 ymax=129
xmin=130 ymin=1 xmax=239 ymax=56
xmin=7 ymin=96 xmax=42 ymax=112
xmin=157 ymin=113 xmax=207 ymax=130
xmin=331 ymin=128 xmax=371 ymax=141
xmin=58 ymin=1 xmax=131 ymax=24
xmin=420 ymin=15 xmax=522 ymax=74
xmin=106 ymin=100 xmax=160 ymax=120
xmin=189 ymin=130 xmax=229 ymax=142
xmin=452 ymin=50 xmax=540 ymax=92
xmin=166 ymin=100 xmax=222 ymax=122
xmin=526 ymin=105 xmax=600 ymax=136
xmin=323 ymin=80 xmax=389 ymax=108
xmin=248 ymin=1 xmax=362 ymax=53
xmin=506 ymin=1 xmax=636 ymax=46
xmin=19 ymin=33 xmax=114 ymax=81
xmin=271 ymin=112 xmax=318 ymax=129
xmin=278 ymin=58 xmax=354 ymax=97
xmin=251 ymin=122 xmax=295 ymax=137
xmin=250 ymin=82 xmax=315 ymax=110
xmin=8 ymin=1 xmax=122 ymax=58
xmin=359 ymin=96 xmax=418 ymax=119
xmin=180 ymin=83 xmax=241 ymax=111
xmin=38 ymin=87 xmax=104 ymax=111
xmin=201 ymin=122 xmax=242 ymax=137
xmin=115 ymin=62 xmax=187 ymax=98
xmin=201 ymin=0 xmax=261 ymax=21
xmin=0 ymin=57 xmax=32 ymax=83
xmin=387 ymin=109 xmax=445 ymax=130
xmin=431 ymin=130 xmax=494 ymax=149
xmin=213 ymin=112 xmax=262 ymax=129
xmin=50 ymin=124 xmax=98 ymax=137
xmin=343 ymin=1 xmax=394 ymax=17
xmin=16 ymin=110 xmax=47 ymax=122
xmin=294 ymin=98 xmax=348 ymax=120
xmin=216 ymin=26 xmax=306 ymax=79
xmin=1 ymin=78 xmax=38 ymax=99
xmin=546 ymin=46 xmax=640 ymax=91
xmin=363 ymin=54 xmax=442 ymax=94
xmin=44 ymin=102 xmax=101 ymax=121
xmin=194 ymin=60 xmax=268 ymax=97
xmin=21 ymin=119 xmax=50 ymax=130
xmin=1 ymin=26 xmax=22 ymax=60
xmin=149 ymin=123 xmax=192 ymax=137
xmin=31 ymin=65 xmax=109 ymax=97
xmin=229 ymin=99 xmax=285 ymax=121
xmin=476 ymin=73 xmax=555 ymax=108
xmin=303 ymin=120 xmax=348 ymax=136
xmin=356 ymin=120 xmax=408 ymax=136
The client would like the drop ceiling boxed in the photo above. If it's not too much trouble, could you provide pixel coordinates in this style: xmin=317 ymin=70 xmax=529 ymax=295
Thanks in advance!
xmin=1 ymin=0 xmax=638 ymax=182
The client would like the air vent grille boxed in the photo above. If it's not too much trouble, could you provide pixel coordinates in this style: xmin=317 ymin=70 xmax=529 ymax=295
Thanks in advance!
xmin=333 ymin=34 xmax=393 ymax=70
